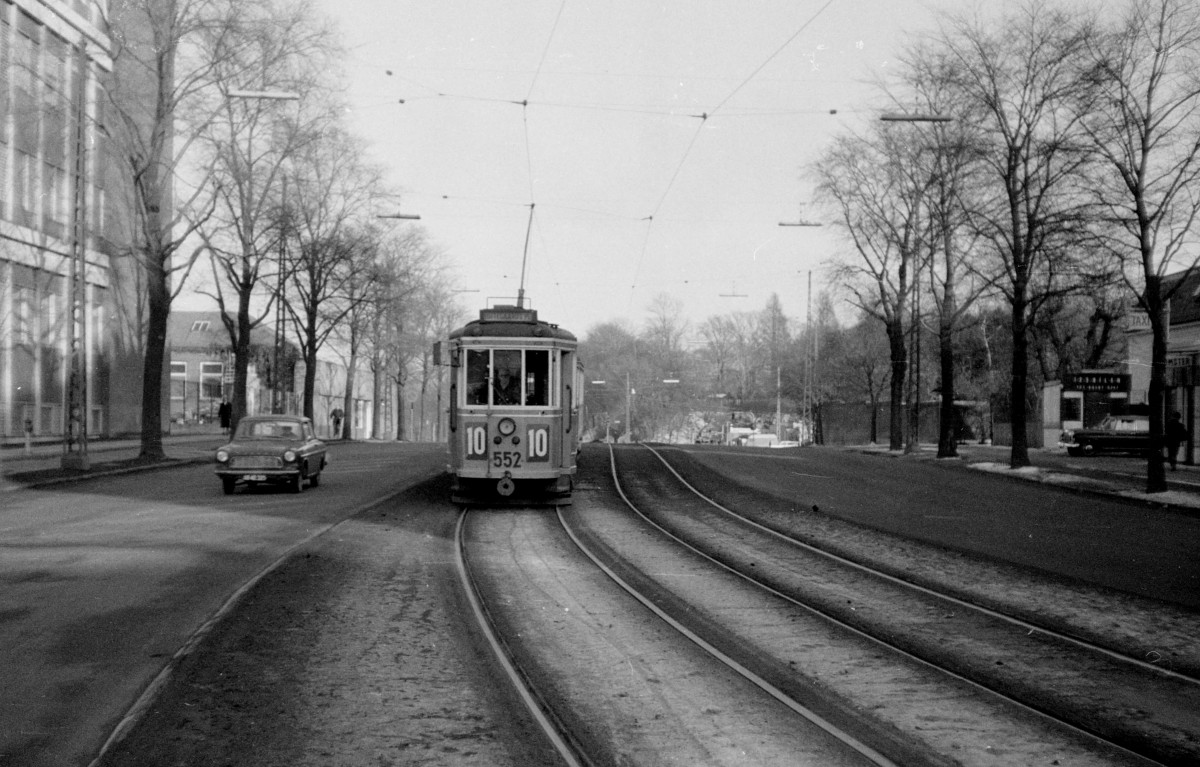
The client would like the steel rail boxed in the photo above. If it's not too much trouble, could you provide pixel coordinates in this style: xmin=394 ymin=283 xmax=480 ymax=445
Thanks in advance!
xmin=563 ymin=448 xmax=903 ymax=767
xmin=644 ymin=443 xmax=1198 ymax=686
xmin=453 ymin=508 xmax=586 ymax=767
xmin=610 ymin=443 xmax=1163 ymax=767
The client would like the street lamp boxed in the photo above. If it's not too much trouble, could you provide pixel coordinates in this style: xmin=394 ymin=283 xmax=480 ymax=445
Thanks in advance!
xmin=880 ymin=112 xmax=953 ymax=123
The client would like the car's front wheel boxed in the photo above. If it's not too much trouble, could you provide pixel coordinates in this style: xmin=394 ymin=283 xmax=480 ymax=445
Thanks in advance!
xmin=221 ymin=476 xmax=236 ymax=495
xmin=290 ymin=473 xmax=304 ymax=493
xmin=309 ymin=471 xmax=321 ymax=488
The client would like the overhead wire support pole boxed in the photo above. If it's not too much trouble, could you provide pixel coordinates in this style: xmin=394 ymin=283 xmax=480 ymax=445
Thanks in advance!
xmin=63 ymin=41 xmax=90 ymax=470
xmin=778 ymin=213 xmax=822 ymax=444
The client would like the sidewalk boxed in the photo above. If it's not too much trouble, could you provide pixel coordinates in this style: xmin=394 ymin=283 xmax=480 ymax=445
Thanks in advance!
xmin=0 ymin=434 xmax=226 ymax=489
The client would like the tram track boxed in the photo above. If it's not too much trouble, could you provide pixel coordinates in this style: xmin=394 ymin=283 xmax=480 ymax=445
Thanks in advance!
xmin=453 ymin=441 xmax=1198 ymax=765
xmin=456 ymin=504 xmax=894 ymax=766
xmin=608 ymin=442 xmax=1200 ymax=766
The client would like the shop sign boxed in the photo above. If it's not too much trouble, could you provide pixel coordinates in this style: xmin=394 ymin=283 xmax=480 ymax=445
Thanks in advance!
xmin=1063 ymin=372 xmax=1130 ymax=392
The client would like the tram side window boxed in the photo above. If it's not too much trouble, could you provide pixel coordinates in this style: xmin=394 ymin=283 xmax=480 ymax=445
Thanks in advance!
xmin=525 ymin=349 xmax=549 ymax=406
xmin=466 ymin=350 xmax=489 ymax=405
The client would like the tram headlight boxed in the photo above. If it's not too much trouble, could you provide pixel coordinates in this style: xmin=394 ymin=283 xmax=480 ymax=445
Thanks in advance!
xmin=497 ymin=418 xmax=517 ymax=437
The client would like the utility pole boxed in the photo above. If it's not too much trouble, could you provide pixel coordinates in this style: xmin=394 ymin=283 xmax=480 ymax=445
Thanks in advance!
xmin=63 ymin=42 xmax=90 ymax=470
xmin=803 ymin=271 xmax=813 ymax=444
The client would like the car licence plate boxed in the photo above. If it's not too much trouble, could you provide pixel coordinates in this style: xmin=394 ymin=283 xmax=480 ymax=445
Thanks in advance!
xmin=245 ymin=474 xmax=267 ymax=481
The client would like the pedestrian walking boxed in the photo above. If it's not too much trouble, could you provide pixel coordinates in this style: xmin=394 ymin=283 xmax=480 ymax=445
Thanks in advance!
xmin=1166 ymin=410 xmax=1189 ymax=470
xmin=218 ymin=400 xmax=232 ymax=435
xmin=331 ymin=408 xmax=343 ymax=439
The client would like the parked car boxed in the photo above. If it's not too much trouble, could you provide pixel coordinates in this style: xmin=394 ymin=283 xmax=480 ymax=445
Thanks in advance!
xmin=1059 ymin=415 xmax=1151 ymax=456
xmin=215 ymin=415 xmax=327 ymax=494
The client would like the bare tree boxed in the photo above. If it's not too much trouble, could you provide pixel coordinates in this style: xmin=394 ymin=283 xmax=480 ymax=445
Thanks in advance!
xmin=192 ymin=0 xmax=337 ymax=433
xmin=1078 ymin=0 xmax=1200 ymax=491
xmin=937 ymin=0 xmax=1097 ymax=467
xmin=283 ymin=126 xmax=387 ymax=421
xmin=825 ymin=315 xmax=891 ymax=444
xmin=887 ymin=41 xmax=991 ymax=458
xmin=100 ymin=0 xmax=242 ymax=459
xmin=814 ymin=125 xmax=929 ymax=451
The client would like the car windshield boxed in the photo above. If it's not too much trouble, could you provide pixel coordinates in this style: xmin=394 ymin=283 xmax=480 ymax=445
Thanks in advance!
xmin=1099 ymin=417 xmax=1148 ymax=432
xmin=236 ymin=420 xmax=303 ymax=439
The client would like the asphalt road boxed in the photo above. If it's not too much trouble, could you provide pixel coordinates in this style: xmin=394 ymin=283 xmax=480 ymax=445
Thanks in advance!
xmin=0 ymin=441 xmax=447 ymax=767
xmin=672 ymin=443 xmax=1200 ymax=610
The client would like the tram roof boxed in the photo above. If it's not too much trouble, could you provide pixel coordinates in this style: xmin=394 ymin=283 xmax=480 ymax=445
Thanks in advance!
xmin=449 ymin=305 xmax=577 ymax=342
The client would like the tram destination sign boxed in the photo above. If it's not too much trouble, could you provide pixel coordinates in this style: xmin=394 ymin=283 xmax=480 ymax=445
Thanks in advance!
xmin=1063 ymin=372 xmax=1130 ymax=392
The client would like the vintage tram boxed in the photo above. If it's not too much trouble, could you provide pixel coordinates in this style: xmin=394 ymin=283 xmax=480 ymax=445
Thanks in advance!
xmin=440 ymin=305 xmax=583 ymax=505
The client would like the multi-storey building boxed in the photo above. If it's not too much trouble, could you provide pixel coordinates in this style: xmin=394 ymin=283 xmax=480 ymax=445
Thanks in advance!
xmin=0 ymin=1 xmax=139 ymax=443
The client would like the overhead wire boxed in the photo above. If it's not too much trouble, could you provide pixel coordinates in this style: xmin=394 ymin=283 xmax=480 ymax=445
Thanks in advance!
xmin=626 ymin=0 xmax=840 ymax=310
xmin=367 ymin=2 xmax=843 ymax=316
xmin=516 ymin=0 xmax=567 ymax=307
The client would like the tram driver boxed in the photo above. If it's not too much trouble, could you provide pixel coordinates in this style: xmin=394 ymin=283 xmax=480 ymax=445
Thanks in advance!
xmin=493 ymin=363 xmax=522 ymax=405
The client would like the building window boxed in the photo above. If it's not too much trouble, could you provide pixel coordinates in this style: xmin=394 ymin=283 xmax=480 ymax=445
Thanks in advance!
xmin=170 ymin=362 xmax=187 ymax=414
xmin=201 ymin=362 xmax=223 ymax=399
xmin=191 ymin=320 xmax=211 ymax=332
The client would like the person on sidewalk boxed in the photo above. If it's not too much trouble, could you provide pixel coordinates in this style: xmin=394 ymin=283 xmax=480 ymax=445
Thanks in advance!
xmin=1166 ymin=411 xmax=1189 ymax=470
xmin=218 ymin=400 xmax=232 ymax=436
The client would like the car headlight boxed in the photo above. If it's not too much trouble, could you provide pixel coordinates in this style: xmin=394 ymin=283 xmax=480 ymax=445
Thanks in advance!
xmin=283 ymin=450 xmax=298 ymax=463
xmin=216 ymin=449 xmax=230 ymax=463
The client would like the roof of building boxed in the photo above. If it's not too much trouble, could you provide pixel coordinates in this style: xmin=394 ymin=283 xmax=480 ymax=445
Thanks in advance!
xmin=167 ymin=310 xmax=275 ymax=351
xmin=1163 ymin=268 xmax=1200 ymax=327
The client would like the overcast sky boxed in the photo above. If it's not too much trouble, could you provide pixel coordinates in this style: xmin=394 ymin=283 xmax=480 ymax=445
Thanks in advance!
xmin=314 ymin=0 xmax=962 ymax=335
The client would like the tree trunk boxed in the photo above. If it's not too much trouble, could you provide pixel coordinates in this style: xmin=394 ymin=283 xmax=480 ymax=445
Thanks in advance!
xmin=395 ymin=377 xmax=405 ymax=441
xmin=138 ymin=263 xmax=169 ymax=461
xmin=887 ymin=319 xmax=907 ymax=451
xmin=937 ymin=312 xmax=958 ymax=458
xmin=1145 ymin=274 xmax=1168 ymax=492
xmin=342 ymin=350 xmax=357 ymax=440
xmin=1009 ymin=289 xmax=1031 ymax=468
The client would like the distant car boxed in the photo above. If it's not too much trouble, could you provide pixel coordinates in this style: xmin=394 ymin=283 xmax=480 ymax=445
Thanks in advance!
xmin=1059 ymin=415 xmax=1150 ymax=456
xmin=215 ymin=415 xmax=327 ymax=494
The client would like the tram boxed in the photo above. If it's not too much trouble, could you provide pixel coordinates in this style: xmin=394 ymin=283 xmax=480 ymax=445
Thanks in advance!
xmin=440 ymin=305 xmax=583 ymax=505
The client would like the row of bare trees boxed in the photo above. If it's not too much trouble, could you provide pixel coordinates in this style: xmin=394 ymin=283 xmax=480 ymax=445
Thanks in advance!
xmin=810 ymin=0 xmax=1200 ymax=492
xmin=98 ymin=0 xmax=460 ymax=455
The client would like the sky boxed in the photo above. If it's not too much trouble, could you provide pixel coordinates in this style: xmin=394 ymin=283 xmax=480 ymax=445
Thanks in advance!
xmin=309 ymin=0 xmax=961 ymax=336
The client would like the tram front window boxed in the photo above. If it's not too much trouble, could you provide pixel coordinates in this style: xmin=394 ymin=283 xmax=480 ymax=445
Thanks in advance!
xmin=492 ymin=349 xmax=522 ymax=405
xmin=466 ymin=350 xmax=489 ymax=405
xmin=465 ymin=348 xmax=552 ymax=406
xmin=525 ymin=350 xmax=549 ymax=406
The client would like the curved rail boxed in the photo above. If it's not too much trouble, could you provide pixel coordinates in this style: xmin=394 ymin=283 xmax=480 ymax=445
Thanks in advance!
xmin=555 ymin=452 xmax=902 ymax=767
xmin=641 ymin=443 xmax=1198 ymax=685
xmin=607 ymin=443 xmax=1165 ymax=766
xmin=453 ymin=508 xmax=585 ymax=767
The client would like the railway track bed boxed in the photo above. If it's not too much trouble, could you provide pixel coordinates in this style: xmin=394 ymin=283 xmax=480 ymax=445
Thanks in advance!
xmin=459 ymin=444 xmax=1200 ymax=766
